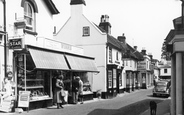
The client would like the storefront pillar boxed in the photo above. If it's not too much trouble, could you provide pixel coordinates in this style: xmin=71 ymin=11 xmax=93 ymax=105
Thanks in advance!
xmin=176 ymin=52 xmax=183 ymax=115
xmin=171 ymin=54 xmax=176 ymax=115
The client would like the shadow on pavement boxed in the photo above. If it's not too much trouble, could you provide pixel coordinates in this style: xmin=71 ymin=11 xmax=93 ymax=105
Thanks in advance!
xmin=87 ymin=99 xmax=163 ymax=115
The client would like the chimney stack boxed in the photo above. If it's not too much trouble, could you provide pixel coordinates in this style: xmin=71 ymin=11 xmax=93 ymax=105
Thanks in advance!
xmin=134 ymin=46 xmax=137 ymax=50
xmin=148 ymin=53 xmax=153 ymax=60
xmin=117 ymin=33 xmax=126 ymax=44
xmin=141 ymin=48 xmax=146 ymax=55
xmin=99 ymin=15 xmax=111 ymax=34
xmin=70 ymin=0 xmax=86 ymax=5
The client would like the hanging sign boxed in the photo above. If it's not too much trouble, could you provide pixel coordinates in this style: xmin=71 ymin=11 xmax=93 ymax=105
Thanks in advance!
xmin=9 ymin=38 xmax=22 ymax=49
xmin=18 ymin=91 xmax=30 ymax=108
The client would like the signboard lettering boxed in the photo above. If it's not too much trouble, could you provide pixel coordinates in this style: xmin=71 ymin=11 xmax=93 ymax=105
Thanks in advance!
xmin=9 ymin=38 xmax=22 ymax=49
xmin=18 ymin=91 xmax=30 ymax=108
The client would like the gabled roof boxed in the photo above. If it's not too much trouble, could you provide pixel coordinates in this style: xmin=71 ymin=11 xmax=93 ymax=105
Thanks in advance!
xmin=44 ymin=0 xmax=60 ymax=15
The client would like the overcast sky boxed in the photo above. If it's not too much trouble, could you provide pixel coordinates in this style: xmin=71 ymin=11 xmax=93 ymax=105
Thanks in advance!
xmin=53 ymin=0 xmax=181 ymax=60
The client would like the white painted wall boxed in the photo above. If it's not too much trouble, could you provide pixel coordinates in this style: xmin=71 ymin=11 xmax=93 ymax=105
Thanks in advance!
xmin=54 ymin=4 xmax=110 ymax=92
xmin=160 ymin=67 xmax=171 ymax=76
xmin=1 ymin=0 xmax=57 ymax=89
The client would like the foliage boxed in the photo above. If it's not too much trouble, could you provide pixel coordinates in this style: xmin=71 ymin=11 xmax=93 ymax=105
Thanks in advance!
xmin=161 ymin=40 xmax=171 ymax=60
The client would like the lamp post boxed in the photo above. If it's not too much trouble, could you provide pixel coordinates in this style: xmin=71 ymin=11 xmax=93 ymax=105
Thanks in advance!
xmin=1 ymin=0 xmax=7 ymax=77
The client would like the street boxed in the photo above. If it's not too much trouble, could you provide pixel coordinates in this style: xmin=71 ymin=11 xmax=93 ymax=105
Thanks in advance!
xmin=7 ymin=88 xmax=170 ymax=115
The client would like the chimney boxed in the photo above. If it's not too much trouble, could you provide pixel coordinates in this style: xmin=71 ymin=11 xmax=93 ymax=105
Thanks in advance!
xmin=148 ymin=53 xmax=153 ymax=60
xmin=70 ymin=0 xmax=86 ymax=18
xmin=134 ymin=46 xmax=137 ymax=50
xmin=141 ymin=48 xmax=146 ymax=55
xmin=99 ymin=15 xmax=111 ymax=34
xmin=70 ymin=0 xmax=86 ymax=5
xmin=117 ymin=33 xmax=126 ymax=44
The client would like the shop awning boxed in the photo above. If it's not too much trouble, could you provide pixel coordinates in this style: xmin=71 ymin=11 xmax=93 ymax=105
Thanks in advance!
xmin=29 ymin=48 xmax=69 ymax=70
xmin=65 ymin=55 xmax=99 ymax=72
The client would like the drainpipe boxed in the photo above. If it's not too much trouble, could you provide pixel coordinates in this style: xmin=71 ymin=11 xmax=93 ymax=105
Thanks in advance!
xmin=2 ymin=0 xmax=7 ymax=77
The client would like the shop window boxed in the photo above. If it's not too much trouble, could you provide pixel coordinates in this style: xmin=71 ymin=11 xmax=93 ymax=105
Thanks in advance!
xmin=83 ymin=26 xmax=90 ymax=36
xmin=119 ymin=73 xmax=122 ymax=87
xmin=164 ymin=69 xmax=167 ymax=73
xmin=16 ymin=54 xmax=51 ymax=102
xmin=113 ymin=69 xmax=116 ymax=88
xmin=109 ymin=48 xmax=112 ymax=63
xmin=108 ymin=70 xmax=112 ymax=88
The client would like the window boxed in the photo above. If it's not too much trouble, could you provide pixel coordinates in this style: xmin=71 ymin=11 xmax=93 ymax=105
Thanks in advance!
xmin=83 ymin=26 xmax=90 ymax=36
xmin=164 ymin=69 xmax=167 ymax=73
xmin=119 ymin=73 xmax=122 ymax=87
xmin=113 ymin=69 xmax=116 ymax=88
xmin=130 ymin=60 xmax=132 ymax=67
xmin=109 ymin=47 xmax=112 ymax=63
xmin=108 ymin=70 xmax=112 ymax=88
xmin=0 ymin=34 xmax=2 ymax=44
xmin=116 ymin=52 xmax=118 ymax=61
xmin=24 ymin=1 xmax=34 ymax=31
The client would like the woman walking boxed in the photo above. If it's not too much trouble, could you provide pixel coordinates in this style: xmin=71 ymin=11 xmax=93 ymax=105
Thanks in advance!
xmin=55 ymin=74 xmax=65 ymax=109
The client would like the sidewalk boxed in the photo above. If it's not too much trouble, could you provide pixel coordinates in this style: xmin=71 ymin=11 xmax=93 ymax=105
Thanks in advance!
xmin=140 ymin=99 xmax=171 ymax=115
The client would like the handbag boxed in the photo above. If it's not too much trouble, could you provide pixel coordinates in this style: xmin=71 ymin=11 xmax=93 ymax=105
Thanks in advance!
xmin=61 ymin=89 xmax=66 ymax=97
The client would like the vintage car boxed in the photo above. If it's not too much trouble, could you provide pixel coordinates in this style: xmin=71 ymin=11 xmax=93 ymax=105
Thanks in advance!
xmin=152 ymin=80 xmax=171 ymax=97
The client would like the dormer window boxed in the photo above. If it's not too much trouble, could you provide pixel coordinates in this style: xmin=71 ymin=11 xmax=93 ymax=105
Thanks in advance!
xmin=83 ymin=26 xmax=90 ymax=36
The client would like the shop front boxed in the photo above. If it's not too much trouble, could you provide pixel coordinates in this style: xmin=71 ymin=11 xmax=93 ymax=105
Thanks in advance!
xmin=125 ymin=70 xmax=133 ymax=93
xmin=13 ymin=45 xmax=98 ymax=110
xmin=106 ymin=64 xmax=121 ymax=98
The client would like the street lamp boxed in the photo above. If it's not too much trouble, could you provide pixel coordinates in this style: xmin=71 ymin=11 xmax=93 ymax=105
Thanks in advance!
xmin=1 ymin=0 xmax=7 ymax=77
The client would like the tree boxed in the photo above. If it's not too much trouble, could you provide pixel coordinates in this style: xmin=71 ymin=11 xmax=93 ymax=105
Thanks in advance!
xmin=161 ymin=40 xmax=171 ymax=60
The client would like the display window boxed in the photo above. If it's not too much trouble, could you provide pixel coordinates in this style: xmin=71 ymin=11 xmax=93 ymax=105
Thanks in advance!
xmin=16 ymin=54 xmax=51 ymax=102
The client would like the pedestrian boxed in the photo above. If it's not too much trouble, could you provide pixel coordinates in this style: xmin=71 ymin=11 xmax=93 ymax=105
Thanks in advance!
xmin=55 ymin=74 xmax=65 ymax=109
xmin=72 ymin=76 xmax=79 ymax=104
xmin=76 ymin=76 xmax=84 ymax=104
xmin=52 ymin=75 xmax=57 ymax=105
xmin=0 ymin=74 xmax=14 ymax=106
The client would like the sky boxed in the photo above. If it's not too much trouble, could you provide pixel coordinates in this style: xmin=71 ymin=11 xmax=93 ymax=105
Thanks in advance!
xmin=52 ymin=0 xmax=181 ymax=60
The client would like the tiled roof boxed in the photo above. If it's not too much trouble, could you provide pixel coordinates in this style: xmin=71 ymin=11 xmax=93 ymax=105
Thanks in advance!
xmin=44 ymin=0 xmax=60 ymax=14
xmin=126 ymin=44 xmax=144 ymax=60
xmin=95 ymin=23 xmax=143 ymax=60
xmin=107 ymin=34 xmax=126 ymax=51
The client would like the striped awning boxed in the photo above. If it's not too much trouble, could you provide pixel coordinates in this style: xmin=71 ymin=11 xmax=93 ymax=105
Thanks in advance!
xmin=65 ymin=55 xmax=99 ymax=72
xmin=29 ymin=48 xmax=69 ymax=70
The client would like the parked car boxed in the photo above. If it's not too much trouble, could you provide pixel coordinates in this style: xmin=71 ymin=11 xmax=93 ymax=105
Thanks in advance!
xmin=152 ymin=80 xmax=171 ymax=97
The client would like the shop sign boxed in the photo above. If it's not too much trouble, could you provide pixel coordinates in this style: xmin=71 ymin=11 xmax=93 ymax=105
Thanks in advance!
xmin=9 ymin=38 xmax=22 ymax=49
xmin=18 ymin=91 xmax=30 ymax=108
xmin=137 ymin=61 xmax=146 ymax=70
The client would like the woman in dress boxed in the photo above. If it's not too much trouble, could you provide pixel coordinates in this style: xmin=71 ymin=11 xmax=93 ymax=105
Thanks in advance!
xmin=55 ymin=75 xmax=65 ymax=109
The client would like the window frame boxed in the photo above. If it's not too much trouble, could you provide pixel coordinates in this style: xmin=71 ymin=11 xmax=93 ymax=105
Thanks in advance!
xmin=164 ymin=69 xmax=167 ymax=73
xmin=109 ymin=47 xmax=112 ymax=63
xmin=23 ymin=0 xmax=37 ymax=35
xmin=108 ymin=70 xmax=112 ymax=88
xmin=83 ymin=26 xmax=90 ymax=36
